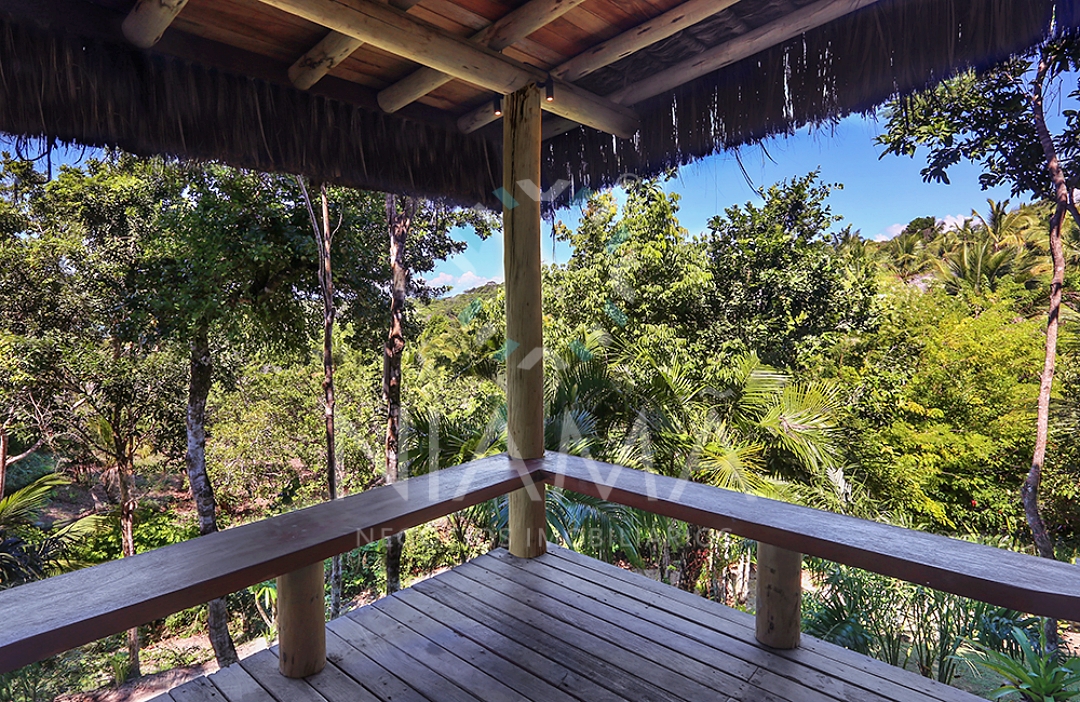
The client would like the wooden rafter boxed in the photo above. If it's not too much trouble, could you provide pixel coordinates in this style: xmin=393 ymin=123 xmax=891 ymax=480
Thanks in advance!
xmin=462 ymin=0 xmax=886 ymax=136
xmin=377 ymin=0 xmax=588 ymax=114
xmin=257 ymin=0 xmax=639 ymax=137
xmin=553 ymin=0 xmax=744 ymax=84
xmin=122 ymin=0 xmax=188 ymax=49
xmin=607 ymin=0 xmax=887 ymax=107
xmin=458 ymin=0 xmax=742 ymax=134
xmin=288 ymin=0 xmax=421 ymax=91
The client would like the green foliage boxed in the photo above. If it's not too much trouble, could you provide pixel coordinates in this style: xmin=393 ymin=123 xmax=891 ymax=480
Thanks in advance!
xmin=966 ymin=626 xmax=1080 ymax=701
xmin=0 ymin=474 xmax=107 ymax=587
xmin=803 ymin=561 xmax=1038 ymax=683
xmin=704 ymin=172 xmax=877 ymax=369
xmin=877 ymin=38 xmax=1080 ymax=199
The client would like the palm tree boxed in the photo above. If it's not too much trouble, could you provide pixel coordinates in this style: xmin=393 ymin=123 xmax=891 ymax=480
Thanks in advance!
xmin=611 ymin=344 xmax=843 ymax=592
xmin=886 ymin=232 xmax=930 ymax=283
xmin=0 ymin=473 xmax=104 ymax=588
xmin=937 ymin=231 xmax=1016 ymax=293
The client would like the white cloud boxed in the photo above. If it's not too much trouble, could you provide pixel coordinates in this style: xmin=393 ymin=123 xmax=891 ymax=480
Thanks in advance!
xmin=938 ymin=213 xmax=970 ymax=230
xmin=425 ymin=272 xmax=456 ymax=287
xmin=873 ymin=223 xmax=905 ymax=242
xmin=423 ymin=271 xmax=503 ymax=295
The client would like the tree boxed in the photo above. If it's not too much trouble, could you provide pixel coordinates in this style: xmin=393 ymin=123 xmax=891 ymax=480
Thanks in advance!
xmin=382 ymin=194 xmax=414 ymax=595
xmin=703 ymin=172 xmax=877 ymax=370
xmin=298 ymin=178 xmax=344 ymax=618
xmin=878 ymin=35 xmax=1080 ymax=649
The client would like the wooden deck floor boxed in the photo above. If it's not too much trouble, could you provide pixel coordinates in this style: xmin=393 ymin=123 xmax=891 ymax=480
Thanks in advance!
xmin=155 ymin=546 xmax=983 ymax=702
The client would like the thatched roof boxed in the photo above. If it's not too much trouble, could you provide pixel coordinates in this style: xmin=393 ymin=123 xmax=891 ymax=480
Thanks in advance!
xmin=0 ymin=0 xmax=1074 ymax=207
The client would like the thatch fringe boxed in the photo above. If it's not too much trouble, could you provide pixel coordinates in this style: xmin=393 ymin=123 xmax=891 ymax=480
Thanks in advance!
xmin=0 ymin=18 xmax=502 ymax=207
xmin=0 ymin=0 xmax=1071 ymax=206
xmin=542 ymin=0 xmax=1074 ymax=198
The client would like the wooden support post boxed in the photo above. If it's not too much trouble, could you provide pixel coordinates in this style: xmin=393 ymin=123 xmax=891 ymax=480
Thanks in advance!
xmin=504 ymin=83 xmax=546 ymax=560
xmin=122 ymin=0 xmax=189 ymax=49
xmin=276 ymin=562 xmax=326 ymax=678
xmin=755 ymin=543 xmax=802 ymax=649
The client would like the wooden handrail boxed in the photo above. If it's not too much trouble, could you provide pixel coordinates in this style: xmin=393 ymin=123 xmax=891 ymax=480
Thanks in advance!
xmin=542 ymin=453 xmax=1080 ymax=622
xmin=0 ymin=455 xmax=545 ymax=673
xmin=4 ymin=451 xmax=1079 ymax=674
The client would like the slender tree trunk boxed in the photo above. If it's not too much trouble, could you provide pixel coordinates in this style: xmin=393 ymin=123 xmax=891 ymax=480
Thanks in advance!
xmin=307 ymin=182 xmax=343 ymax=618
xmin=384 ymin=193 xmax=414 ymax=594
xmin=679 ymin=523 xmax=709 ymax=593
xmin=186 ymin=324 xmax=239 ymax=666
xmin=1025 ymin=47 xmax=1068 ymax=652
xmin=116 ymin=448 xmax=140 ymax=679
xmin=0 ymin=426 xmax=7 ymax=501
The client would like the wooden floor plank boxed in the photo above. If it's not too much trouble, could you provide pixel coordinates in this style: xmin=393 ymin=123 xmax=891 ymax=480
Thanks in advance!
xmin=158 ymin=546 xmax=985 ymax=702
xmin=389 ymin=589 xmax=632 ymax=702
xmin=147 ymin=692 xmax=177 ymax=702
xmin=488 ymin=549 xmax=924 ymax=702
xmin=207 ymin=663 xmax=277 ymax=702
xmin=237 ymin=649 xmax=327 ymax=702
xmin=411 ymin=575 xmax=693 ymax=702
xmin=370 ymin=594 xmax=579 ymax=702
xmin=432 ymin=566 xmax=748 ymax=700
xmin=323 ymin=629 xmax=428 ymax=702
xmin=453 ymin=558 xmax=771 ymax=700
xmin=171 ymin=677 xmax=229 ymax=702
xmin=542 ymin=545 xmax=982 ymax=702
xmin=329 ymin=615 xmax=482 ymax=702
xmin=346 ymin=605 xmax=526 ymax=702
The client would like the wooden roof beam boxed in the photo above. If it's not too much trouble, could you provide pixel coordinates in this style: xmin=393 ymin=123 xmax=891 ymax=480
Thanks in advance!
xmin=470 ymin=0 xmax=887 ymax=138
xmin=122 ymin=0 xmax=189 ymax=49
xmin=257 ymin=0 xmax=639 ymax=138
xmin=553 ymin=0 xmax=744 ymax=84
xmin=607 ymin=0 xmax=886 ymax=107
xmin=378 ymin=0 xmax=588 ymax=114
xmin=458 ymin=0 xmax=742 ymax=134
xmin=288 ymin=0 xmax=420 ymax=92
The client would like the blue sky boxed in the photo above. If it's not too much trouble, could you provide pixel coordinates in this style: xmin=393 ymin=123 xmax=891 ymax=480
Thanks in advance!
xmin=427 ymin=113 xmax=1017 ymax=294
xmin=2 ymin=113 xmax=1018 ymax=297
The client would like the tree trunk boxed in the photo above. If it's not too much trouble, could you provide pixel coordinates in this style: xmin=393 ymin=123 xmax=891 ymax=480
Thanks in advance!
xmin=1025 ymin=47 xmax=1068 ymax=653
xmin=116 ymin=450 xmax=140 ymax=679
xmin=186 ymin=324 xmax=239 ymax=666
xmin=0 ymin=427 xmax=7 ymax=501
xmin=383 ymin=193 xmax=413 ymax=595
xmin=312 ymin=183 xmax=343 ymax=618
xmin=679 ymin=523 xmax=709 ymax=593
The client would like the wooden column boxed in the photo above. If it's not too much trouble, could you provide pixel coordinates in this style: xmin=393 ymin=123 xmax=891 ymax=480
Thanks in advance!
xmin=755 ymin=543 xmax=802 ymax=649
xmin=504 ymin=83 xmax=546 ymax=559
xmin=277 ymin=562 xmax=326 ymax=677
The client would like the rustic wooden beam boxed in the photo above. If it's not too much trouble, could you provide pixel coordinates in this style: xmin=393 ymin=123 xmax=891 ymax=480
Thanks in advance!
xmin=256 ymin=0 xmax=638 ymax=137
xmin=122 ymin=0 xmax=188 ymax=49
xmin=288 ymin=0 xmax=421 ymax=91
xmin=477 ymin=0 xmax=885 ymax=137
xmin=755 ymin=544 xmax=801 ymax=649
xmin=377 ymin=0 xmax=587 ymax=113
xmin=606 ymin=0 xmax=886 ymax=106
xmin=458 ymin=0 xmax=740 ymax=134
xmin=277 ymin=562 xmax=326 ymax=677
xmin=541 ymin=454 xmax=1080 ymax=622
xmin=504 ymin=84 xmax=547 ymax=559
xmin=554 ymin=0 xmax=742 ymax=84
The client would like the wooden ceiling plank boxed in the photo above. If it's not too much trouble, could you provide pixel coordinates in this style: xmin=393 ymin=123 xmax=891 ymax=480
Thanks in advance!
xmin=377 ymin=0 xmax=588 ymax=114
xmin=288 ymin=0 xmax=420 ymax=90
xmin=460 ymin=0 xmax=741 ymax=134
xmin=258 ymin=0 xmax=639 ymax=137
xmin=123 ymin=0 xmax=190 ymax=49
xmin=608 ymin=0 xmax=887 ymax=106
